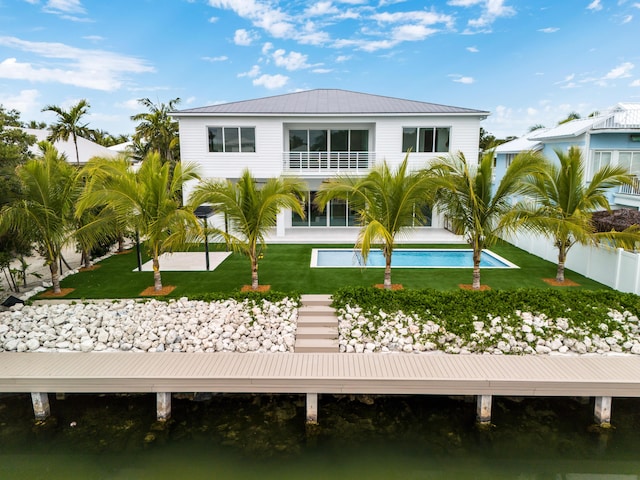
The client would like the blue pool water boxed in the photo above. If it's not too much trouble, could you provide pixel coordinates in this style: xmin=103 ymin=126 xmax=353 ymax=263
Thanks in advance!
xmin=312 ymin=248 xmax=517 ymax=268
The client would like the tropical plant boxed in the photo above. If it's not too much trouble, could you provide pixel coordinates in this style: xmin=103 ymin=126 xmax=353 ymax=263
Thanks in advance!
xmin=511 ymin=146 xmax=638 ymax=282
xmin=131 ymin=97 xmax=181 ymax=163
xmin=0 ymin=143 xmax=79 ymax=293
xmin=42 ymin=99 xmax=92 ymax=166
xmin=315 ymin=154 xmax=434 ymax=290
xmin=189 ymin=169 xmax=306 ymax=291
xmin=429 ymin=150 xmax=544 ymax=290
xmin=79 ymin=152 xmax=202 ymax=291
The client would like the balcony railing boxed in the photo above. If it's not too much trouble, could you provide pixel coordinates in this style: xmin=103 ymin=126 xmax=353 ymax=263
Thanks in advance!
xmin=283 ymin=151 xmax=373 ymax=174
xmin=619 ymin=177 xmax=640 ymax=196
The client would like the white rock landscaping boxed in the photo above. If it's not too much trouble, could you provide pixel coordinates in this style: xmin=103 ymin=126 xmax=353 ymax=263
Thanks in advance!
xmin=337 ymin=305 xmax=640 ymax=355
xmin=0 ymin=298 xmax=298 ymax=353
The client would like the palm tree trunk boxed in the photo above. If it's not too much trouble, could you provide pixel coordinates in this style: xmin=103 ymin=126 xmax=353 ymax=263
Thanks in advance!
xmin=81 ymin=248 xmax=91 ymax=269
xmin=73 ymin=133 xmax=80 ymax=166
xmin=556 ymin=247 xmax=566 ymax=283
xmin=472 ymin=248 xmax=482 ymax=290
xmin=153 ymin=256 xmax=162 ymax=291
xmin=251 ymin=256 xmax=259 ymax=290
xmin=384 ymin=253 xmax=392 ymax=289
xmin=50 ymin=259 xmax=61 ymax=294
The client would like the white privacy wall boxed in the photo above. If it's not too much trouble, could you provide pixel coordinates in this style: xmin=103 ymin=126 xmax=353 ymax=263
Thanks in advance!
xmin=506 ymin=231 xmax=640 ymax=294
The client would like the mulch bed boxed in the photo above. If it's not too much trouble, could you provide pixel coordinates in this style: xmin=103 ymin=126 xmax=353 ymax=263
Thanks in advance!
xmin=139 ymin=285 xmax=176 ymax=296
xmin=459 ymin=284 xmax=491 ymax=291
xmin=40 ymin=288 xmax=75 ymax=298
xmin=374 ymin=284 xmax=403 ymax=290
xmin=79 ymin=265 xmax=101 ymax=272
xmin=241 ymin=285 xmax=271 ymax=292
xmin=542 ymin=278 xmax=580 ymax=287
xmin=116 ymin=250 xmax=133 ymax=255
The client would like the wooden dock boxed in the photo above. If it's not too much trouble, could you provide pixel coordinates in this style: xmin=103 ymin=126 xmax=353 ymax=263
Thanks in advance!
xmin=2 ymin=352 xmax=640 ymax=426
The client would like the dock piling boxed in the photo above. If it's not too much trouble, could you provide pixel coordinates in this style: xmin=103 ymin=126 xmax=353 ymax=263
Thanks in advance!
xmin=594 ymin=396 xmax=612 ymax=425
xmin=306 ymin=393 xmax=318 ymax=425
xmin=157 ymin=393 xmax=171 ymax=421
xmin=476 ymin=395 xmax=492 ymax=424
xmin=31 ymin=393 xmax=50 ymax=421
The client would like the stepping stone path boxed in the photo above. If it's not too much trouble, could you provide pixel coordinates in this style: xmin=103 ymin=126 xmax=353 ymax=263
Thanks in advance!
xmin=295 ymin=294 xmax=339 ymax=353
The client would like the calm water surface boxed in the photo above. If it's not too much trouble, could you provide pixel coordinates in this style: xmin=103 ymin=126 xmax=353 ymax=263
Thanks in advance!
xmin=1 ymin=393 xmax=639 ymax=479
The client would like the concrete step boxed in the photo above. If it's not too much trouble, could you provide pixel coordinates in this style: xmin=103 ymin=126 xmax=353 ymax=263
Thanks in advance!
xmin=300 ymin=294 xmax=332 ymax=307
xmin=296 ymin=326 xmax=338 ymax=340
xmin=298 ymin=305 xmax=335 ymax=317
xmin=297 ymin=315 xmax=338 ymax=328
xmin=295 ymin=338 xmax=339 ymax=353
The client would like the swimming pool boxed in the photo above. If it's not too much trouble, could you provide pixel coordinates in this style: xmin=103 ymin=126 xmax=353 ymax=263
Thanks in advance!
xmin=310 ymin=248 xmax=518 ymax=268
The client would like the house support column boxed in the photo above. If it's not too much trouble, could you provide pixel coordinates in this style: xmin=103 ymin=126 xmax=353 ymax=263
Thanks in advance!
xmin=276 ymin=211 xmax=285 ymax=237
xmin=31 ymin=393 xmax=50 ymax=421
xmin=594 ymin=396 xmax=612 ymax=426
xmin=157 ymin=393 xmax=171 ymax=421
xmin=306 ymin=393 xmax=318 ymax=425
xmin=476 ymin=395 xmax=492 ymax=425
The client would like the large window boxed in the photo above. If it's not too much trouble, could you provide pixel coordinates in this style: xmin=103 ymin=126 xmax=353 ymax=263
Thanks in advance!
xmin=289 ymin=129 xmax=368 ymax=152
xmin=618 ymin=151 xmax=640 ymax=175
xmin=292 ymin=192 xmax=358 ymax=227
xmin=590 ymin=151 xmax=611 ymax=179
xmin=208 ymin=127 xmax=255 ymax=152
xmin=402 ymin=127 xmax=450 ymax=153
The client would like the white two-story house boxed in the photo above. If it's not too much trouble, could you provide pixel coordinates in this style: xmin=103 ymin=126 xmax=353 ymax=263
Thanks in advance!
xmin=172 ymin=89 xmax=488 ymax=240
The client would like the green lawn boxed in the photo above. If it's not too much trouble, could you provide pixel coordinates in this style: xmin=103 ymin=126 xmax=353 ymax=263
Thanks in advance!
xmin=52 ymin=242 xmax=610 ymax=299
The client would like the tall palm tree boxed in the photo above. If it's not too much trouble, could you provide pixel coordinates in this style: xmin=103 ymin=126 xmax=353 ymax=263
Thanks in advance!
xmin=0 ymin=143 xmax=79 ymax=293
xmin=42 ymin=99 xmax=92 ymax=166
xmin=512 ymin=146 xmax=637 ymax=283
xmin=79 ymin=152 xmax=202 ymax=291
xmin=131 ymin=97 xmax=181 ymax=163
xmin=429 ymin=150 xmax=544 ymax=290
xmin=315 ymin=154 xmax=434 ymax=290
xmin=189 ymin=169 xmax=306 ymax=291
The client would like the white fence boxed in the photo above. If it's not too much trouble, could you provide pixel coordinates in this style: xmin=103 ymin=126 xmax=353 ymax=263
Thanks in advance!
xmin=506 ymin=231 xmax=640 ymax=294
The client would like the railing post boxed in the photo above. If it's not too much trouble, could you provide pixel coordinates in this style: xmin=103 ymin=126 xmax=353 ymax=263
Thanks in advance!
xmin=594 ymin=396 xmax=612 ymax=426
xmin=31 ymin=393 xmax=50 ymax=421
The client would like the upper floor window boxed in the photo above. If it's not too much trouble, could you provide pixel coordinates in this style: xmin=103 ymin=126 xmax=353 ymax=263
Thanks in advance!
xmin=402 ymin=127 xmax=450 ymax=153
xmin=289 ymin=129 xmax=369 ymax=152
xmin=208 ymin=127 xmax=255 ymax=153
xmin=590 ymin=151 xmax=611 ymax=179
xmin=618 ymin=151 xmax=640 ymax=175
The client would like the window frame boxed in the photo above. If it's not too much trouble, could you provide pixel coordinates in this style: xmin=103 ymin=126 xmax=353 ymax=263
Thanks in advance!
xmin=402 ymin=127 xmax=451 ymax=153
xmin=207 ymin=126 xmax=256 ymax=153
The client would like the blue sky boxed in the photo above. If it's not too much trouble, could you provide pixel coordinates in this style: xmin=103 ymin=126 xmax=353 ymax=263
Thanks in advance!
xmin=0 ymin=0 xmax=639 ymax=139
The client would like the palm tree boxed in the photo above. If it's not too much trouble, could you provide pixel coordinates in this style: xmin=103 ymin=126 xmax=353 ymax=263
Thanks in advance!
xmin=429 ymin=150 xmax=544 ymax=290
xmin=131 ymin=97 xmax=181 ymax=163
xmin=315 ymin=154 xmax=434 ymax=290
xmin=42 ymin=99 xmax=92 ymax=166
xmin=0 ymin=143 xmax=79 ymax=293
xmin=79 ymin=152 xmax=202 ymax=291
xmin=512 ymin=146 xmax=637 ymax=283
xmin=189 ymin=169 xmax=306 ymax=291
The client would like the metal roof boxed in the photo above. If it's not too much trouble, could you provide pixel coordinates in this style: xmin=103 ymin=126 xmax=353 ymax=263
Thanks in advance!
xmin=172 ymin=89 xmax=489 ymax=116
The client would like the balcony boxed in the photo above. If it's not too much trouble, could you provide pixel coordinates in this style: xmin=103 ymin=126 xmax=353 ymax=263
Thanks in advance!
xmin=283 ymin=152 xmax=374 ymax=175
xmin=618 ymin=177 xmax=640 ymax=196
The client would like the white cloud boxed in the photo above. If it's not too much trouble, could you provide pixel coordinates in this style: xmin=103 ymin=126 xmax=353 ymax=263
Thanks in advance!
xmin=202 ymin=55 xmax=229 ymax=62
xmin=392 ymin=24 xmax=438 ymax=41
xmin=0 ymin=36 xmax=154 ymax=91
xmin=262 ymin=42 xmax=273 ymax=55
xmin=538 ymin=27 xmax=559 ymax=33
xmin=209 ymin=0 xmax=296 ymax=39
xmin=0 ymin=88 xmax=40 ymax=113
xmin=208 ymin=16 xmax=219 ymax=23
xmin=603 ymin=61 xmax=634 ymax=79
xmin=83 ymin=35 xmax=104 ymax=41
xmin=622 ymin=14 xmax=633 ymax=23
xmin=587 ymin=0 xmax=603 ymax=11
xmin=336 ymin=55 xmax=351 ymax=62
xmin=449 ymin=74 xmax=475 ymax=84
xmin=272 ymin=49 xmax=311 ymax=70
xmin=312 ymin=68 xmax=332 ymax=73
xmin=372 ymin=11 xmax=454 ymax=26
xmin=451 ymin=0 xmax=515 ymax=31
xmin=234 ymin=29 xmax=258 ymax=46
xmin=306 ymin=1 xmax=339 ymax=16
xmin=238 ymin=65 xmax=261 ymax=78
xmin=44 ymin=0 xmax=85 ymax=13
xmin=466 ymin=46 xmax=479 ymax=52
xmin=631 ymin=79 xmax=640 ymax=86
xmin=117 ymin=98 xmax=142 ymax=111
xmin=252 ymin=73 xmax=288 ymax=89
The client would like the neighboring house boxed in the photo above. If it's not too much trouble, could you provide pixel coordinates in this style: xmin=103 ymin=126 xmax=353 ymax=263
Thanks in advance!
xmin=172 ymin=88 xmax=488 ymax=238
xmin=494 ymin=103 xmax=640 ymax=208
xmin=23 ymin=128 xmax=118 ymax=165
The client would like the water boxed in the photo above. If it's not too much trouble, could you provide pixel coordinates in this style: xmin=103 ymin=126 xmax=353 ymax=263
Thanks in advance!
xmin=1 ymin=393 xmax=639 ymax=479
xmin=312 ymin=248 xmax=516 ymax=268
